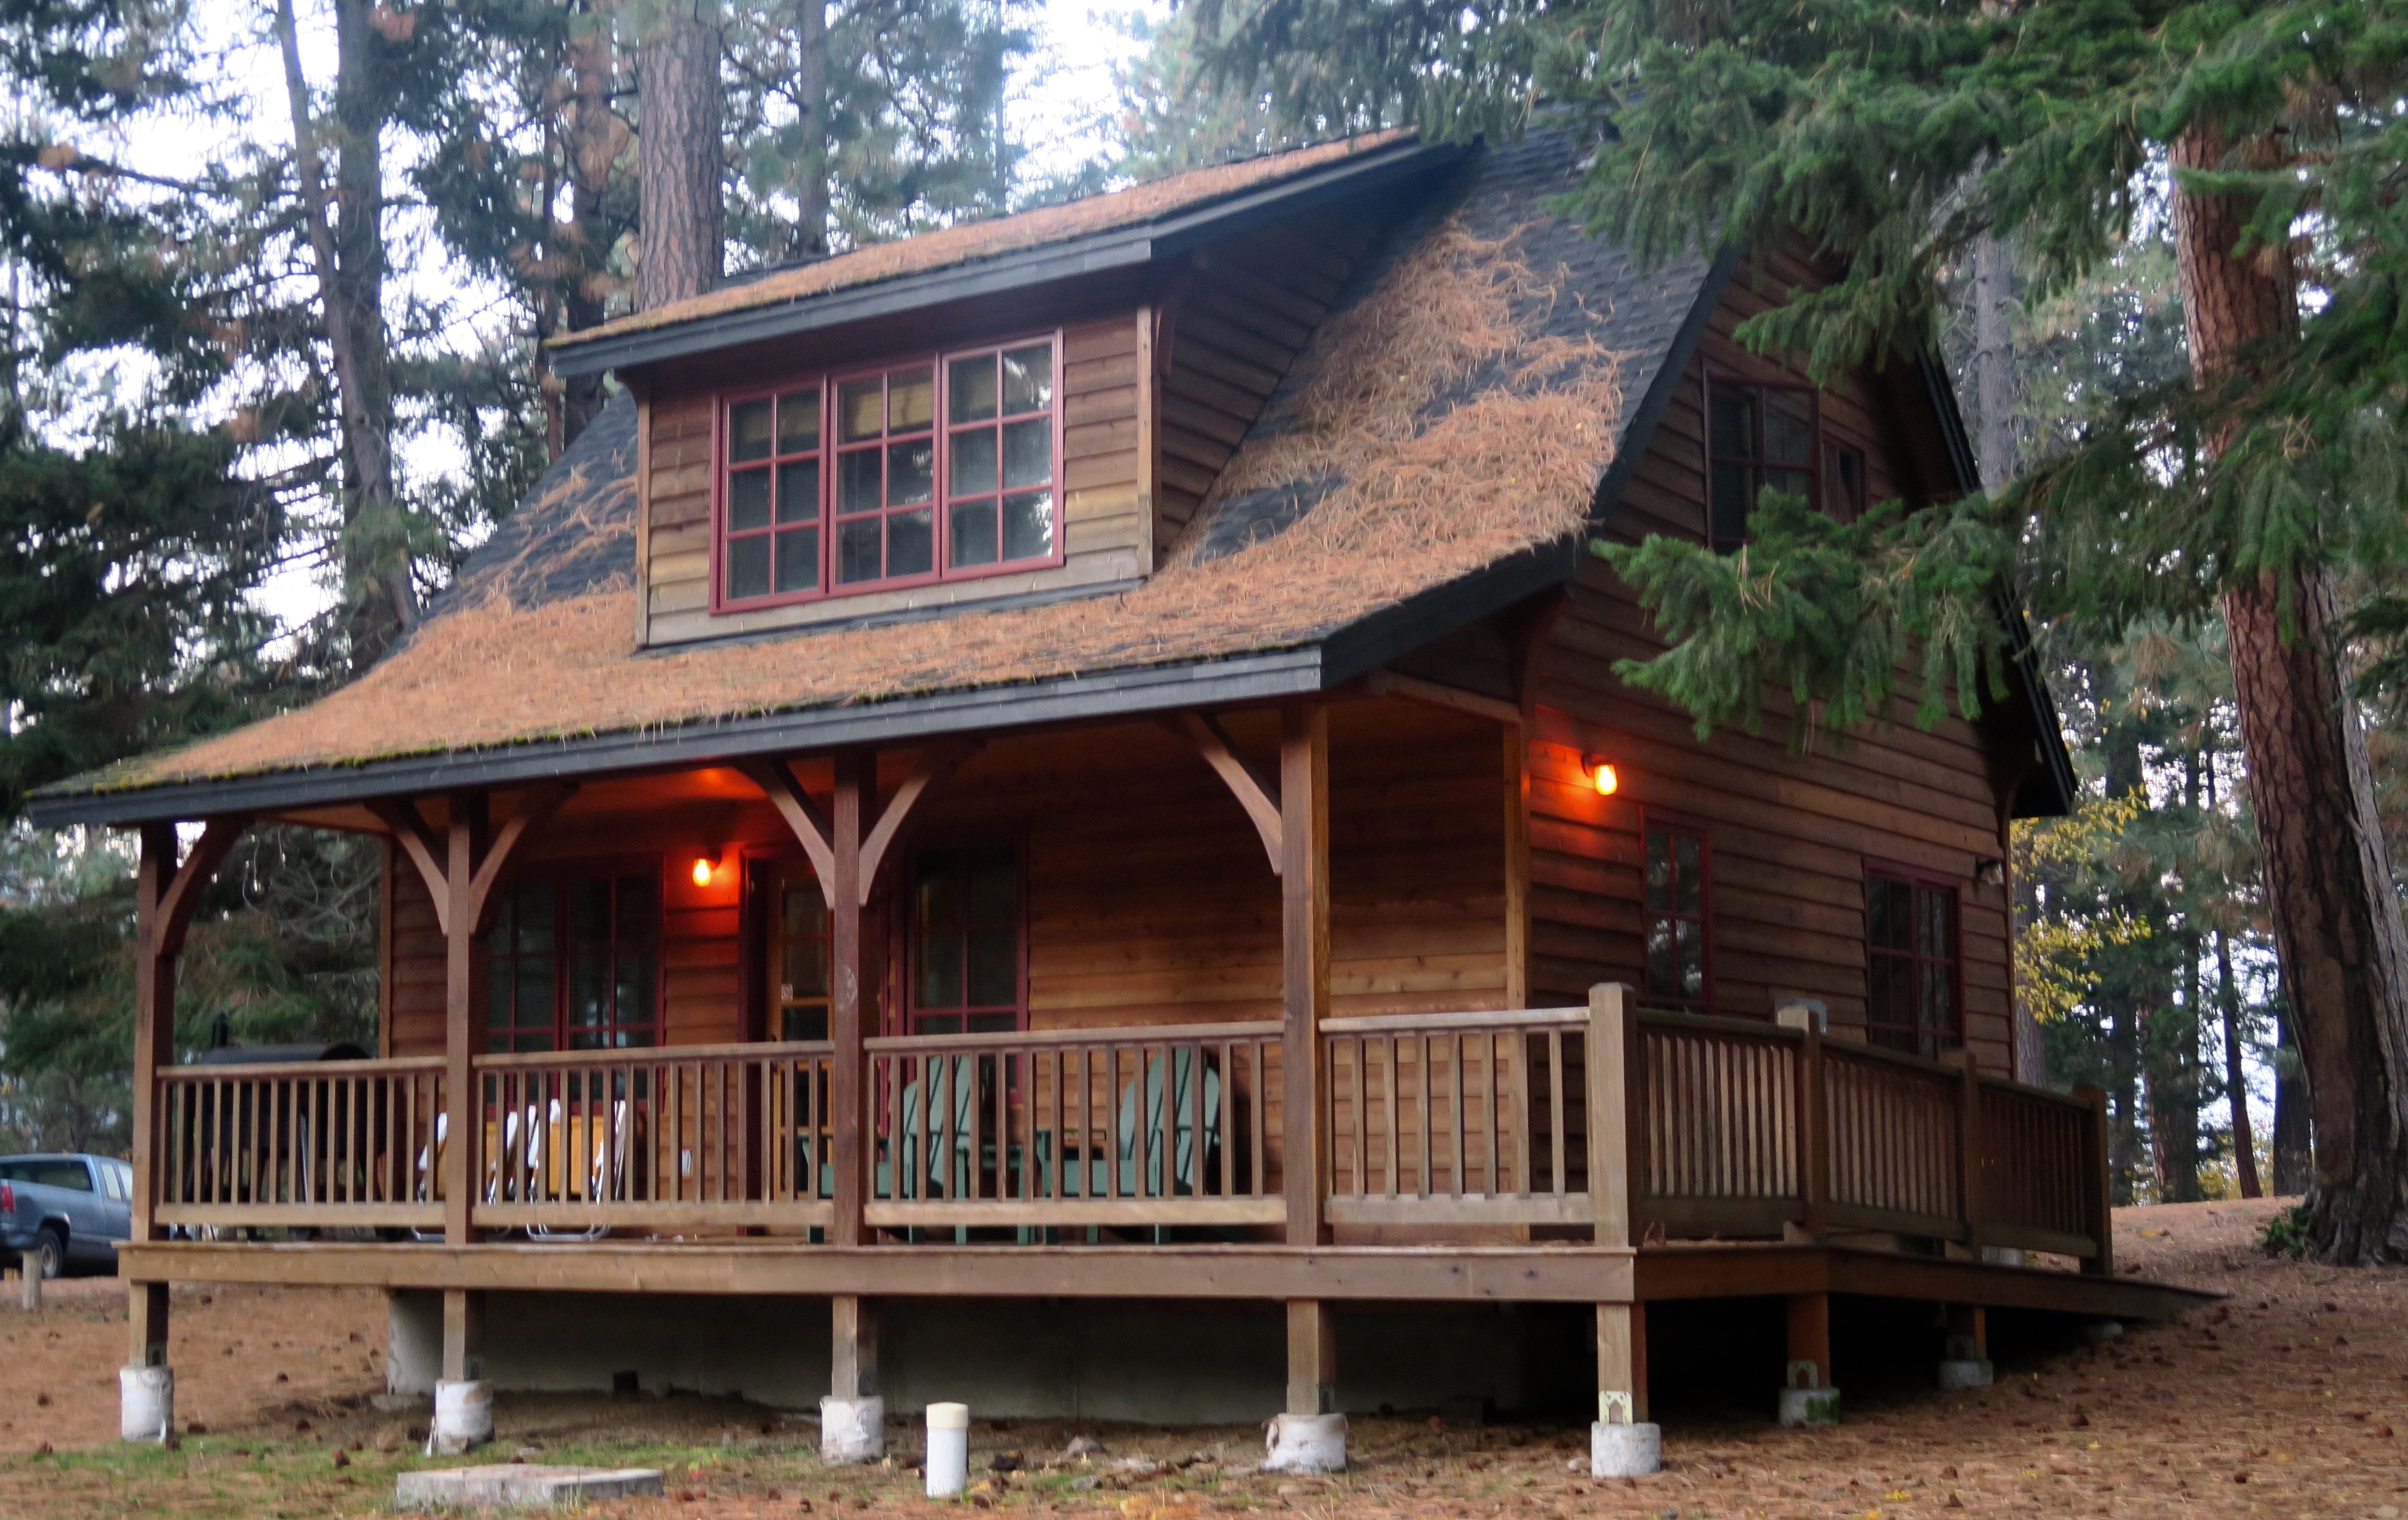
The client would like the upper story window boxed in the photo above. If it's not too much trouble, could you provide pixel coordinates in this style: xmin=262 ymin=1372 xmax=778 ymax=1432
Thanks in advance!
xmin=716 ymin=336 xmax=1061 ymax=612
xmin=1864 ymin=865 xmax=1960 ymax=1058
xmin=1705 ymin=374 xmax=1869 ymax=549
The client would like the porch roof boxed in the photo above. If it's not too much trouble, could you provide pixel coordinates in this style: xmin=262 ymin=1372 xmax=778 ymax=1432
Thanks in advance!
xmin=33 ymin=136 xmax=1709 ymax=827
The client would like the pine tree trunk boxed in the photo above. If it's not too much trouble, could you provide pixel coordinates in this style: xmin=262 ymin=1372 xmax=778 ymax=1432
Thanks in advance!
xmin=638 ymin=0 xmax=724 ymax=309
xmin=1971 ymin=230 xmax=2017 ymax=489
xmin=792 ymin=0 xmax=829 ymax=260
xmin=554 ymin=15 xmax=618 ymax=449
xmin=2175 ymin=121 xmax=2408 ymax=1259
xmin=2218 ymin=930 xmax=2262 ymax=1199
xmin=277 ymin=0 xmax=416 ymax=670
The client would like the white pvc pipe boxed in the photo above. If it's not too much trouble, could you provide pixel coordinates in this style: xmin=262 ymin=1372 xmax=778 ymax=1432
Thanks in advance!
xmin=924 ymin=1402 xmax=969 ymax=1497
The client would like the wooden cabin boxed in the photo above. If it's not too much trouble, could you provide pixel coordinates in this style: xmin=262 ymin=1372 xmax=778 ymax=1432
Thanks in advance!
xmin=30 ymin=131 xmax=2200 ymax=1442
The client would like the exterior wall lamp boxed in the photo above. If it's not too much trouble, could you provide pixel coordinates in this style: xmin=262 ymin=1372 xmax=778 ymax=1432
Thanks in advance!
xmin=1584 ymin=755 xmax=1619 ymax=796
xmin=691 ymin=852 xmax=722 ymax=888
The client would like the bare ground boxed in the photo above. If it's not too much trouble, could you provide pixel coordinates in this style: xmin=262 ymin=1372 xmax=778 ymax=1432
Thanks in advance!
xmin=3 ymin=1198 xmax=2405 ymax=1518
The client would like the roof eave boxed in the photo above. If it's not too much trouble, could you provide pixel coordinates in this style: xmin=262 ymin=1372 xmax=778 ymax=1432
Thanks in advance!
xmin=550 ymin=138 xmax=1465 ymax=380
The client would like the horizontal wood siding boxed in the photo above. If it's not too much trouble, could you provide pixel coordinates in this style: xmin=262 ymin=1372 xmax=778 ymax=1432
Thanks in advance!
xmin=379 ymin=702 xmax=1510 ymax=1169
xmin=1155 ymin=213 xmax=1381 ymax=563
xmin=642 ymin=314 xmax=1149 ymax=647
xmin=1527 ymin=280 xmax=2016 ymax=1076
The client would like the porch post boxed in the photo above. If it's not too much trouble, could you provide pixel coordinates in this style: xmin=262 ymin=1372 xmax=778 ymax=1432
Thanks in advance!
xmin=122 ymin=824 xmax=176 ymax=1441
xmin=441 ymin=793 xmax=487 ymax=1246
xmin=1939 ymin=1303 xmax=1993 ymax=1389
xmin=1278 ymin=703 xmax=1329 ymax=1246
xmin=829 ymin=752 xmax=870 ymax=1246
xmin=434 ymin=793 xmax=494 ymax=1455
xmin=1264 ymin=704 xmax=1344 ymax=1475
xmin=1590 ymin=1301 xmax=1659 ymax=1476
xmin=122 ymin=817 xmax=244 ymax=1443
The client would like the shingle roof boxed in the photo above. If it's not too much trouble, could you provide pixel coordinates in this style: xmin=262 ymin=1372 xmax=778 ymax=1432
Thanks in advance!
xmin=553 ymin=132 xmax=1415 ymax=351
xmin=34 ymin=136 xmax=1714 ymax=815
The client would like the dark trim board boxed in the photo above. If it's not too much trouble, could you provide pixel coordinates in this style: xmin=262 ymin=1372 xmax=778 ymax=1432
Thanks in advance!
xmin=120 ymin=1241 xmax=1637 ymax=1303
xmin=1634 ymin=1245 xmax=2216 ymax=1321
xmin=119 ymin=1240 xmax=2207 ymax=1321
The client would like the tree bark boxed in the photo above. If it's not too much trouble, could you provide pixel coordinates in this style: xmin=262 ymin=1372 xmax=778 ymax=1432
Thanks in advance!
xmin=1971 ymin=229 xmax=2018 ymax=489
xmin=637 ymin=0 xmax=724 ymax=309
xmin=2217 ymin=930 xmax=2261 ymax=1198
xmin=791 ymin=0 xmax=829 ymax=260
xmin=2174 ymin=120 xmax=2408 ymax=1258
xmin=277 ymin=0 xmax=417 ymax=668
xmin=546 ymin=11 xmax=620 ymax=453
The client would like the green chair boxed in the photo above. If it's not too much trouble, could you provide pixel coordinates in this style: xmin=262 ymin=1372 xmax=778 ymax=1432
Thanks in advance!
xmin=1038 ymin=1048 xmax=1223 ymax=1236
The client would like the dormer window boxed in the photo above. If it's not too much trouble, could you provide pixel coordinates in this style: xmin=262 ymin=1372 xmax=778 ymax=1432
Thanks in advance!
xmin=714 ymin=334 xmax=1062 ymax=611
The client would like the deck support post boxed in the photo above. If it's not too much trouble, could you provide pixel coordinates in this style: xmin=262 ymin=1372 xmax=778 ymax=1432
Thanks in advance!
xmin=1939 ymin=1303 xmax=1993 ymax=1389
xmin=1265 ymin=1299 xmax=1345 ymax=1473
xmin=1279 ymin=704 xmax=1330 ymax=1247
xmin=1590 ymin=1300 xmax=1659 ymax=1475
xmin=823 ymin=1294 xmax=884 ymax=1463
xmin=122 ymin=817 xmax=242 ymax=1444
xmin=2073 ymin=1084 xmax=2113 ymax=1276
xmin=830 ymin=753 xmax=871 ymax=1246
xmin=1779 ymin=1293 xmax=1840 ymax=1426
xmin=432 ymin=1288 xmax=491 ymax=1453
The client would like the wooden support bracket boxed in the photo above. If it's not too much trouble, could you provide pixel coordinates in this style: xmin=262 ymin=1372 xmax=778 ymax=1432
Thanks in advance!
xmin=155 ymin=817 xmax=249 ymax=958
xmin=1176 ymin=713 xmax=1283 ymax=873
xmin=860 ymin=742 xmax=981 ymax=906
xmin=741 ymin=758 xmax=837 ymax=904
xmin=371 ymin=786 xmax=573 ymax=937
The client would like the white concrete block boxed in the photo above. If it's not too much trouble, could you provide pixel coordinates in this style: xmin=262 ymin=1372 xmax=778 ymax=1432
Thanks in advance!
xmin=395 ymin=1465 xmax=664 ymax=1509
xmin=820 ymin=1395 xmax=885 ymax=1463
xmin=1938 ymin=1358 xmax=1994 ymax=1390
xmin=432 ymin=1379 xmax=494 ymax=1455
xmin=119 ymin=1365 xmax=173 ymax=1443
xmin=1778 ymin=1385 xmax=1841 ymax=1427
xmin=1262 ymin=1412 xmax=1347 ymax=1474
xmin=1589 ymin=1420 xmax=1660 ymax=1477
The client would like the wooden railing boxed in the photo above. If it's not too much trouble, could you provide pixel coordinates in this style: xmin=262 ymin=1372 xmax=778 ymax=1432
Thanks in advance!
xmin=147 ymin=991 xmax=2108 ymax=1261
xmin=860 ymin=1022 xmax=1284 ymax=1229
xmin=155 ymin=1057 xmax=446 ymax=1229
xmin=1627 ymin=1007 xmax=2111 ymax=1261
xmin=471 ymin=1041 xmax=836 ymax=1231
xmin=1321 ymin=1008 xmax=1591 ymax=1226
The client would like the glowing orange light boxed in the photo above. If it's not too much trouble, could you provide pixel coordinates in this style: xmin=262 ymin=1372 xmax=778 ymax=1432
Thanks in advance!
xmin=690 ymin=856 xmax=716 ymax=887
xmin=1591 ymin=761 xmax=1619 ymax=796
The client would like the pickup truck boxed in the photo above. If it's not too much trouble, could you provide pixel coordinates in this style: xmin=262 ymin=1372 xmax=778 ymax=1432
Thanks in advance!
xmin=1 ymin=1153 xmax=134 ymax=1279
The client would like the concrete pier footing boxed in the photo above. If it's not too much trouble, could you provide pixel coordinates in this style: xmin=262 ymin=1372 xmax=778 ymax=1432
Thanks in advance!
xmin=119 ymin=1365 xmax=173 ymax=1443
xmin=1261 ymin=1412 xmax=1347 ymax=1474
xmin=1589 ymin=1420 xmax=1661 ymax=1477
xmin=820 ymin=1396 xmax=885 ymax=1463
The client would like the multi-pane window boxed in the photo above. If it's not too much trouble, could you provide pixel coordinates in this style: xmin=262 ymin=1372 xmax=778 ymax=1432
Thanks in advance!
xmin=718 ymin=336 xmax=1061 ymax=612
xmin=835 ymin=363 xmax=939 ymax=585
xmin=721 ymin=387 xmax=823 ymax=602
xmin=945 ymin=343 xmax=1056 ymax=570
xmin=765 ymin=862 xmax=832 ymax=1042
xmin=485 ymin=870 xmax=661 ymax=1053
xmin=1642 ymin=821 xmax=1712 ymax=1012
xmin=1707 ymin=377 xmax=1818 ymax=550
xmin=1865 ymin=869 xmax=1960 ymax=1057
xmin=911 ymin=845 xmax=1022 ymax=1035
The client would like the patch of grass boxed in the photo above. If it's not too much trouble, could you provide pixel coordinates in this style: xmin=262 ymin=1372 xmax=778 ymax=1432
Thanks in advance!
xmin=2259 ymin=1203 xmax=2314 ymax=1258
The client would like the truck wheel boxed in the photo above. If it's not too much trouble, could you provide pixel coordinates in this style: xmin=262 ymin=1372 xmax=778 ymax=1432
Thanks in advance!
xmin=33 ymin=1226 xmax=66 ymax=1281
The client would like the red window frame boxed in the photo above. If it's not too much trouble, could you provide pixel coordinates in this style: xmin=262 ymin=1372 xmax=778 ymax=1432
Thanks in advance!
xmin=1863 ymin=862 xmax=1964 ymax=1058
xmin=1639 ymin=811 xmax=1714 ymax=1014
xmin=710 ymin=332 xmax=1066 ymax=613
xmin=1702 ymin=370 xmax=1823 ymax=550
xmin=484 ymin=861 xmax=665 ymax=1054
xmin=904 ymin=841 xmax=1028 ymax=1036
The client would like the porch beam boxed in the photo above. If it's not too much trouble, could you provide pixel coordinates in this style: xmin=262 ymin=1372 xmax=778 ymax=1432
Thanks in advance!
xmin=1176 ymin=713 xmax=1283 ymax=873
xmin=1279 ymin=703 xmax=1330 ymax=1246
